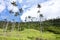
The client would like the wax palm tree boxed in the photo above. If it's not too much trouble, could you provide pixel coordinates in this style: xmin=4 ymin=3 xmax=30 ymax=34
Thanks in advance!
xmin=24 ymin=17 xmax=27 ymax=28
xmin=37 ymin=4 xmax=41 ymax=13
xmin=37 ymin=4 xmax=41 ymax=8
xmin=9 ymin=11 xmax=15 ymax=32
xmin=5 ymin=19 xmax=8 ymax=32
xmin=14 ymin=12 xmax=19 ymax=16
xmin=14 ymin=12 xmax=20 ymax=31
xmin=10 ymin=1 xmax=23 ymax=31
xmin=3 ymin=19 xmax=7 ymax=32
xmin=11 ymin=19 xmax=15 ymax=31
xmin=18 ymin=8 xmax=23 ymax=31
xmin=9 ymin=2 xmax=18 ymax=31
xmin=31 ymin=17 xmax=36 ymax=22
xmin=28 ymin=16 xmax=31 ymax=20
xmin=11 ymin=1 xmax=17 ymax=6
xmin=39 ymin=14 xmax=43 ymax=32
xmin=19 ymin=8 xmax=23 ymax=13
xmin=25 ymin=17 xmax=27 ymax=22
xmin=3 ymin=19 xmax=9 ymax=36
xmin=37 ymin=4 xmax=44 ymax=32
xmin=28 ymin=16 xmax=31 ymax=28
xmin=37 ymin=4 xmax=44 ymax=40
xmin=9 ymin=10 xmax=14 ymax=14
xmin=37 ymin=4 xmax=41 ymax=30
xmin=14 ymin=8 xmax=23 ymax=31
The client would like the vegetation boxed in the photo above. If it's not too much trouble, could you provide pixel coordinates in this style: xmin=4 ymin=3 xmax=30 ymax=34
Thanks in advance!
xmin=0 ymin=3 xmax=60 ymax=40
xmin=0 ymin=29 xmax=58 ymax=40
xmin=0 ymin=18 xmax=60 ymax=40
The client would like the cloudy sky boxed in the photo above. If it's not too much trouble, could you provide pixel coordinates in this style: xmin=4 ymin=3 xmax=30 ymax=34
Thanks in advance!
xmin=0 ymin=0 xmax=60 ymax=22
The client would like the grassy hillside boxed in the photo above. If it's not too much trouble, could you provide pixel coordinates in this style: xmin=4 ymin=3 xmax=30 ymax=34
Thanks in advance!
xmin=0 ymin=29 xmax=58 ymax=40
xmin=0 ymin=18 xmax=60 ymax=40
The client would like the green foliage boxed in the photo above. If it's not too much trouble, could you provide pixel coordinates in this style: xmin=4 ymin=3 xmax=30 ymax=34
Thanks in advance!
xmin=0 ymin=29 xmax=57 ymax=40
xmin=0 ymin=19 xmax=60 ymax=34
xmin=0 ymin=18 xmax=60 ymax=40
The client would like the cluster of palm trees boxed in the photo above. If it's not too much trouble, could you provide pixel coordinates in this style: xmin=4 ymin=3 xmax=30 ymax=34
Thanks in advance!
xmin=2 ymin=1 xmax=44 ymax=36
xmin=24 ymin=4 xmax=44 ymax=32
xmin=2 ymin=1 xmax=23 ymax=35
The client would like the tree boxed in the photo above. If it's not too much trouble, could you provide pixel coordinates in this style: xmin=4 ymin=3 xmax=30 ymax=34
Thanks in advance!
xmin=14 ymin=12 xmax=19 ymax=16
xmin=37 ymin=4 xmax=41 ymax=13
xmin=25 ymin=17 xmax=27 ymax=22
xmin=3 ymin=19 xmax=9 ymax=36
xmin=11 ymin=19 xmax=15 ymax=31
xmin=37 ymin=4 xmax=44 ymax=32
xmin=37 ymin=4 xmax=44 ymax=39
xmin=37 ymin=4 xmax=41 ymax=8
xmin=4 ymin=19 xmax=8 ymax=31
xmin=9 ymin=0 xmax=23 ymax=31
xmin=39 ymin=14 xmax=43 ymax=32
xmin=9 ymin=10 xmax=14 ymax=14
xmin=11 ymin=1 xmax=17 ymax=6
xmin=24 ymin=17 xmax=27 ymax=29
xmin=28 ymin=16 xmax=31 ymax=28
xmin=14 ymin=7 xmax=23 ymax=31
xmin=3 ymin=19 xmax=7 ymax=32
xmin=28 ymin=16 xmax=31 ymax=21
xmin=19 ymin=8 xmax=23 ymax=13
xmin=14 ymin=12 xmax=20 ymax=31
xmin=31 ymin=17 xmax=36 ymax=22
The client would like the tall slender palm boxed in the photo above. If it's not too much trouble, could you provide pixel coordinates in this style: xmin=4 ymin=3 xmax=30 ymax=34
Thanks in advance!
xmin=9 ymin=1 xmax=17 ymax=31
xmin=10 ymin=1 xmax=23 ymax=31
xmin=11 ymin=1 xmax=17 ymax=6
xmin=11 ymin=19 xmax=15 ymax=31
xmin=14 ymin=7 xmax=23 ymax=31
xmin=9 ymin=10 xmax=14 ymax=14
xmin=37 ymin=4 xmax=44 ymax=40
xmin=28 ymin=16 xmax=31 ymax=28
xmin=25 ymin=17 xmax=27 ymax=28
xmin=25 ymin=17 xmax=27 ymax=22
xmin=19 ymin=8 xmax=23 ymax=13
xmin=3 ymin=19 xmax=7 ymax=32
xmin=18 ymin=8 xmax=23 ymax=31
xmin=37 ymin=4 xmax=41 ymax=13
xmin=5 ymin=19 xmax=8 ymax=31
xmin=14 ymin=12 xmax=20 ymax=31
xmin=9 ymin=11 xmax=15 ymax=32
xmin=37 ymin=4 xmax=41 ymax=31
xmin=31 ymin=17 xmax=35 ymax=22
xmin=39 ymin=14 xmax=43 ymax=32
xmin=3 ymin=19 xmax=9 ymax=36
xmin=28 ymin=16 xmax=31 ymax=21
xmin=37 ymin=4 xmax=44 ymax=32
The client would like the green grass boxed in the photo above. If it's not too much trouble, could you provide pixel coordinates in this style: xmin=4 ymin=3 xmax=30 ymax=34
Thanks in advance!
xmin=0 ymin=29 xmax=59 ymax=40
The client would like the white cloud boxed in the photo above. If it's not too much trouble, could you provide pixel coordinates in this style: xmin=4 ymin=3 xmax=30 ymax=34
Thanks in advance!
xmin=12 ymin=6 xmax=19 ymax=12
xmin=0 ymin=0 xmax=6 ymax=13
xmin=9 ymin=0 xmax=17 ymax=2
xmin=21 ymin=0 xmax=60 ymax=22
xmin=0 ymin=0 xmax=60 ymax=22
xmin=40 ymin=0 xmax=60 ymax=19
xmin=18 ymin=0 xmax=22 ymax=3
xmin=21 ymin=5 xmax=39 ymax=22
xmin=7 ymin=3 xmax=19 ymax=13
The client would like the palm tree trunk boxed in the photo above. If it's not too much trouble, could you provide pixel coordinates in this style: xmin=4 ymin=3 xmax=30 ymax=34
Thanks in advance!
xmin=4 ymin=22 xmax=9 ymax=36
xmin=3 ymin=22 xmax=5 ymax=32
xmin=40 ymin=17 xmax=42 ymax=33
xmin=17 ymin=22 xmax=20 ymax=31
xmin=11 ymin=22 xmax=15 ymax=32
